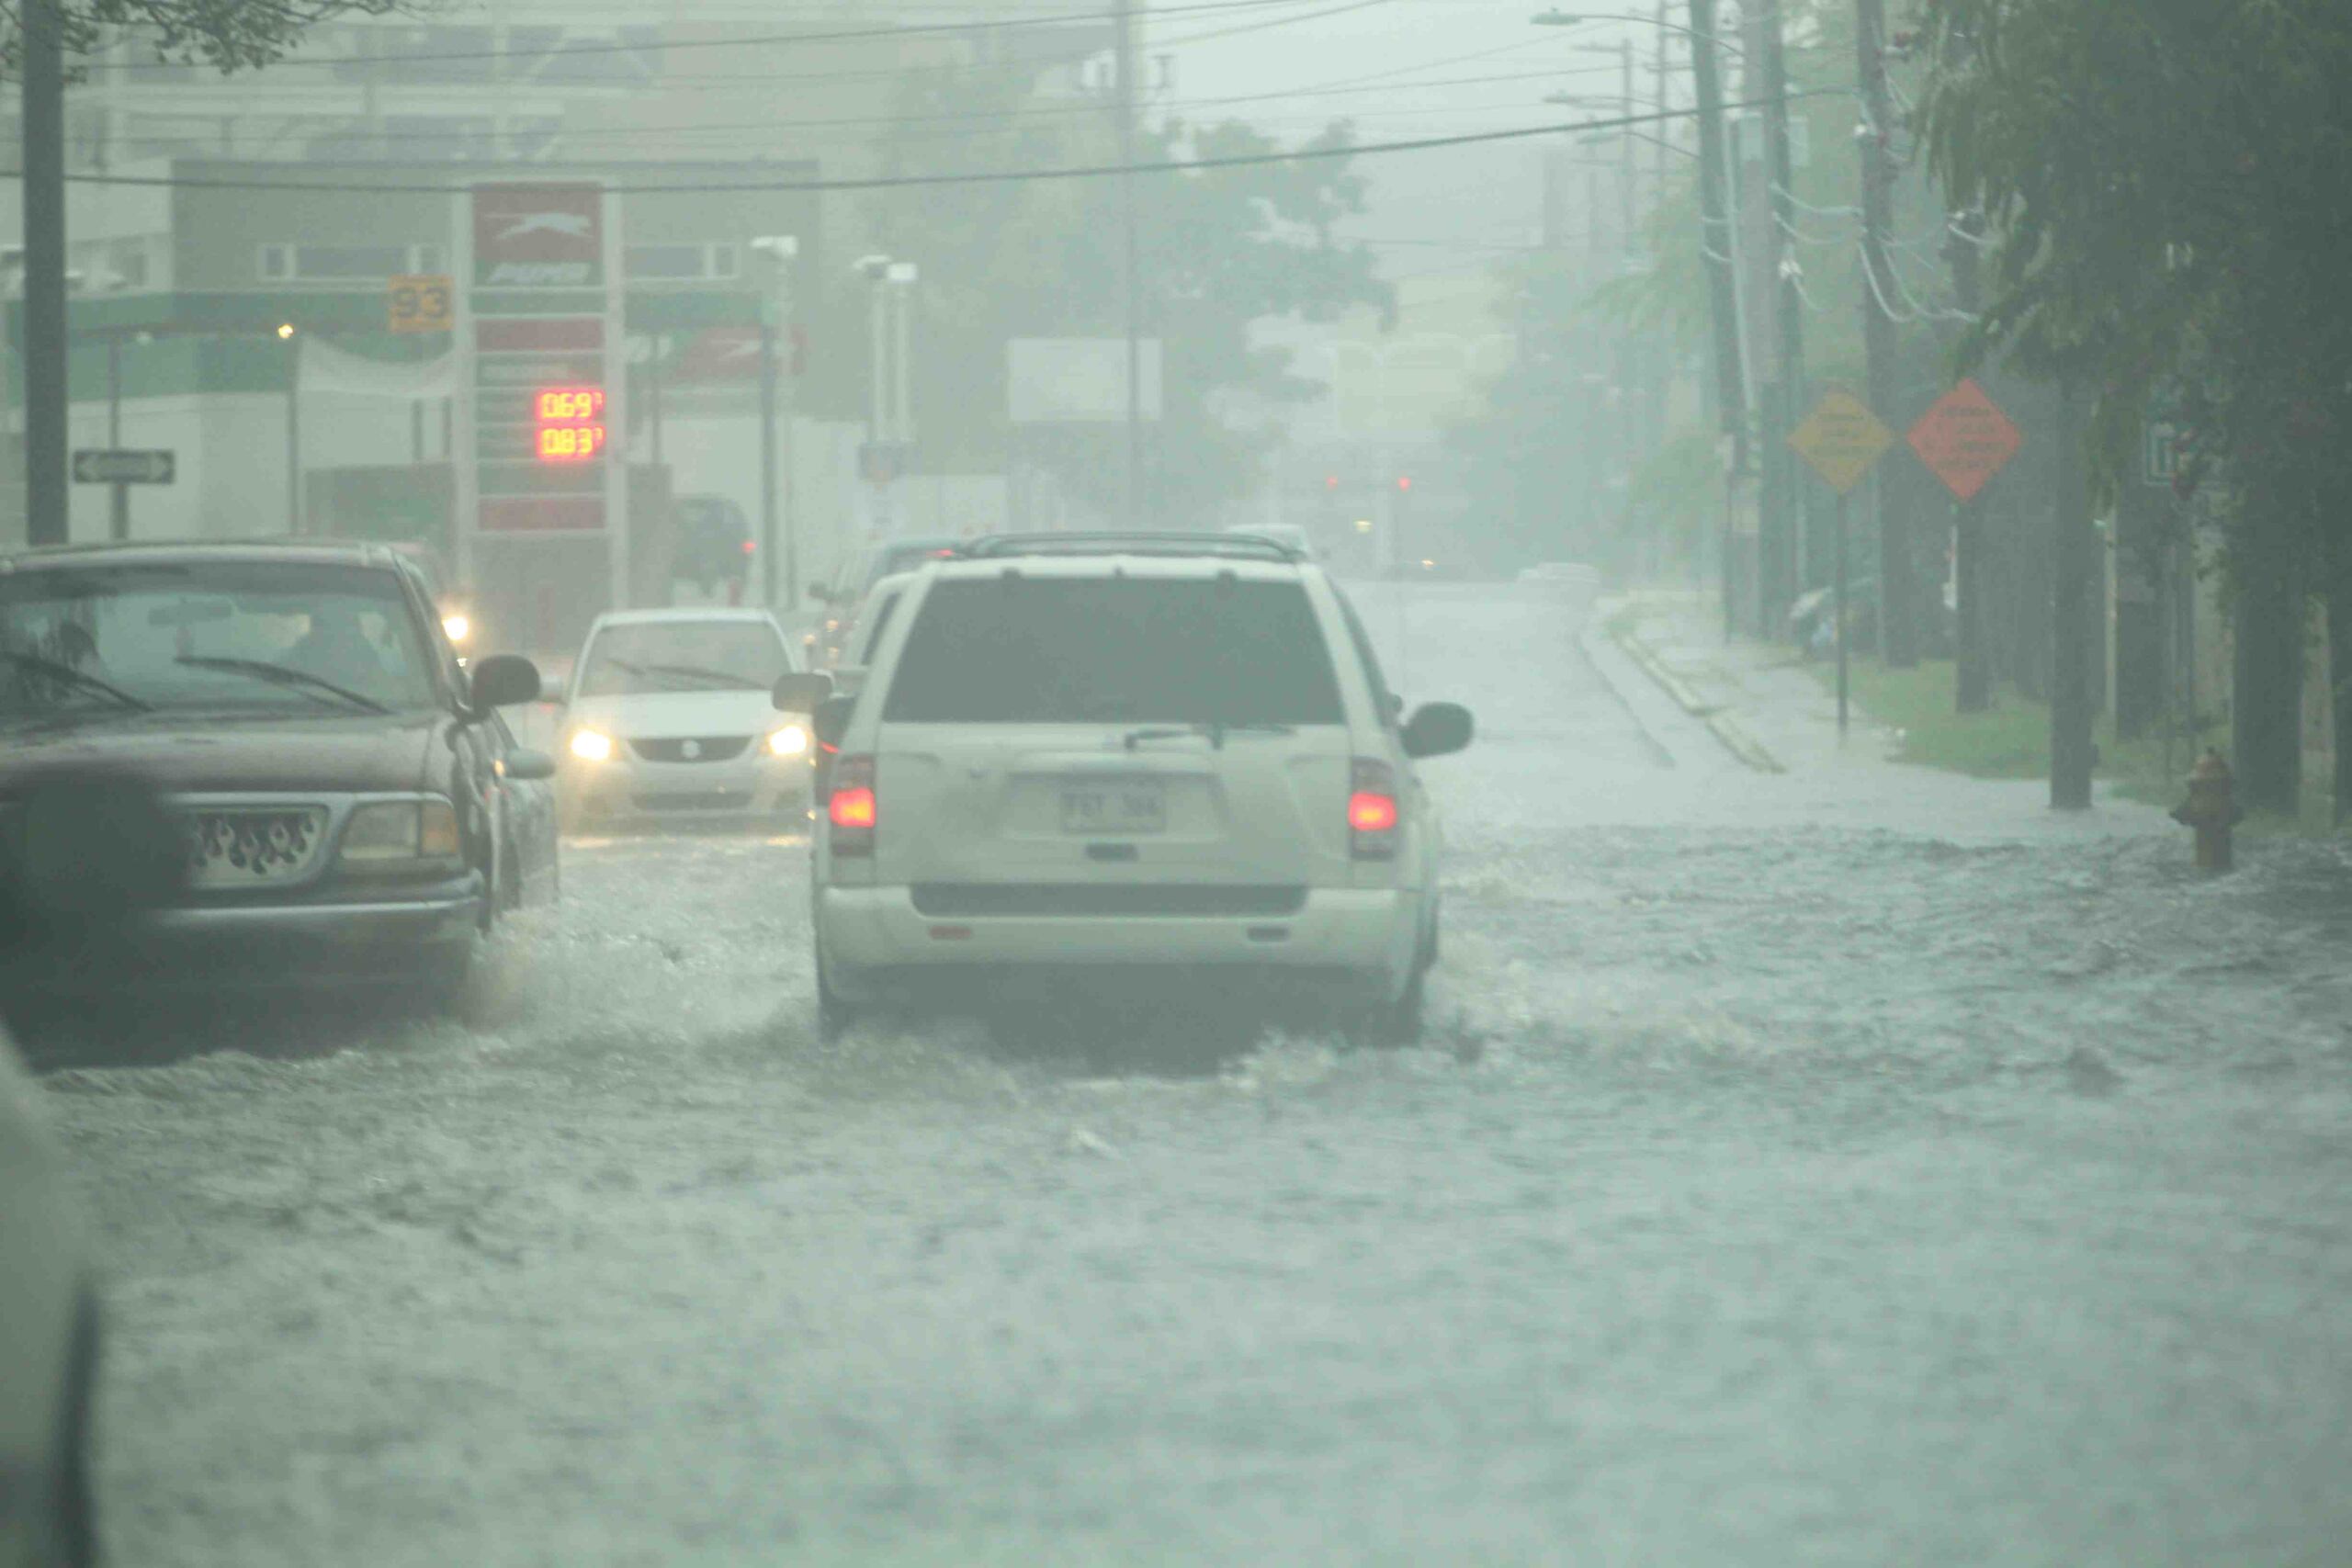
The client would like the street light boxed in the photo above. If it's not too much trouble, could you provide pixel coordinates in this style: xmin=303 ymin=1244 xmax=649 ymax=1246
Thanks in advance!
xmin=750 ymin=235 xmax=799 ymax=608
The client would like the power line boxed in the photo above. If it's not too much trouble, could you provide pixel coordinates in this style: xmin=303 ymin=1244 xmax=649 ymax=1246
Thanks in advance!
xmin=84 ymin=0 xmax=1354 ymax=73
xmin=93 ymin=63 xmax=1627 ymax=149
xmin=2 ymin=94 xmax=1838 ymax=197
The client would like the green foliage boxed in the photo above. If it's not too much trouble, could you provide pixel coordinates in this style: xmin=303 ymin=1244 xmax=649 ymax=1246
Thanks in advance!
xmin=868 ymin=68 xmax=1389 ymax=522
xmin=3 ymin=0 xmax=406 ymax=73
xmin=1916 ymin=0 xmax=2352 ymax=558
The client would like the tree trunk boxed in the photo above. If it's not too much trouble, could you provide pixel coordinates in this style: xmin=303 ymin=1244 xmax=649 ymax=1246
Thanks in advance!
xmin=2232 ymin=529 xmax=2304 ymax=817
xmin=2050 ymin=380 xmax=2098 ymax=809
xmin=2330 ymin=546 xmax=2352 ymax=826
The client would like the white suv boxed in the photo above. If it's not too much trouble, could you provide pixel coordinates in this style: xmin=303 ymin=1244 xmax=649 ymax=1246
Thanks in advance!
xmin=775 ymin=533 xmax=1473 ymax=1038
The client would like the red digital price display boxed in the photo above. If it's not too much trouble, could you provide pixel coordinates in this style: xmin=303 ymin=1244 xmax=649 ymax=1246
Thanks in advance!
xmin=535 ymin=385 xmax=606 ymax=464
xmin=537 ymin=388 xmax=605 ymax=423
xmin=537 ymin=423 xmax=608 ymax=461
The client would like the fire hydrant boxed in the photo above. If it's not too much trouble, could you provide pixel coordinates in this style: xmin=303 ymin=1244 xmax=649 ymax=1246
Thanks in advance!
xmin=2171 ymin=749 xmax=2245 ymax=873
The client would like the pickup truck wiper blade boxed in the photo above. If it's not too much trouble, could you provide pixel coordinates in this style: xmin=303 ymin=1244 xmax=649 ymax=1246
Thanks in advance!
xmin=0 ymin=649 xmax=153 ymax=711
xmin=175 ymin=656 xmax=391 ymax=714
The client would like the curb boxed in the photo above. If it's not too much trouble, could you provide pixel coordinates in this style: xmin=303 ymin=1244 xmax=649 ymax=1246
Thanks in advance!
xmin=1605 ymin=609 xmax=1787 ymax=776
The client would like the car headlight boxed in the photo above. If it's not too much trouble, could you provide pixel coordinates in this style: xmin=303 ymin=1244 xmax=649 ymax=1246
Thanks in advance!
xmin=441 ymin=612 xmax=471 ymax=645
xmin=570 ymin=728 xmax=614 ymax=762
xmin=767 ymin=725 xmax=809 ymax=758
xmin=339 ymin=799 xmax=462 ymax=872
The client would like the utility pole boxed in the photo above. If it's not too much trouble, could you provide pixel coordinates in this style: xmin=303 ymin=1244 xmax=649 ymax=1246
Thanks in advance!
xmin=2051 ymin=377 xmax=2096 ymax=809
xmin=107 ymin=338 xmax=129 ymax=541
xmin=22 ymin=0 xmax=69 ymax=547
xmin=1759 ymin=0 xmax=1808 ymax=626
xmin=1687 ymin=0 xmax=1747 ymax=637
xmin=1855 ymin=0 xmax=1911 ymax=666
xmin=1114 ymin=0 xmax=1144 ymax=525
xmin=1946 ymin=209 xmax=1991 ymax=712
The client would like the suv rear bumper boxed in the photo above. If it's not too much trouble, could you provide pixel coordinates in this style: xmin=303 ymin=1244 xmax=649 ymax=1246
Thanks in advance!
xmin=817 ymin=883 xmax=1416 ymax=976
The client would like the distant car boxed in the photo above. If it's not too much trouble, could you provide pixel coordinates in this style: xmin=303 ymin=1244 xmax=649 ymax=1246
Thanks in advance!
xmin=0 ymin=1024 xmax=96 ymax=1567
xmin=0 ymin=541 xmax=557 ymax=1009
xmin=1225 ymin=523 xmax=1316 ymax=560
xmin=809 ymin=536 xmax=962 ymax=669
xmin=778 ymin=531 xmax=1476 ymax=1040
xmin=556 ymin=607 xmax=811 ymax=830
xmin=672 ymin=496 xmax=752 ymax=600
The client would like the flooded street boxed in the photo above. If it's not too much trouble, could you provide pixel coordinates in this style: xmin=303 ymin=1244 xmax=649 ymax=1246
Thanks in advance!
xmin=40 ymin=583 xmax=2352 ymax=1566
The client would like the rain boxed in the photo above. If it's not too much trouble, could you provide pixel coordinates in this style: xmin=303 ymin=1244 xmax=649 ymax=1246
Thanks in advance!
xmin=5 ymin=3 xmax=2351 ymax=1564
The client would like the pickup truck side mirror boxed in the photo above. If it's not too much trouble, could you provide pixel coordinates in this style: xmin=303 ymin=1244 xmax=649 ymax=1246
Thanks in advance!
xmin=504 ymin=749 xmax=558 ymax=784
xmin=773 ymin=671 xmax=834 ymax=713
xmin=469 ymin=654 xmax=542 ymax=710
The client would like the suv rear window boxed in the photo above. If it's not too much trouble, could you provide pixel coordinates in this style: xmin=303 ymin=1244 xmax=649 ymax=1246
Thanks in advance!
xmin=882 ymin=577 xmax=1344 ymax=726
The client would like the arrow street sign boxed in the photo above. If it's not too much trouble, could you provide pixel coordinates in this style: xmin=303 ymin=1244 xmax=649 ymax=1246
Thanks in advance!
xmin=1908 ymin=378 xmax=2023 ymax=502
xmin=72 ymin=449 xmax=175 ymax=486
xmin=1789 ymin=389 xmax=1896 ymax=495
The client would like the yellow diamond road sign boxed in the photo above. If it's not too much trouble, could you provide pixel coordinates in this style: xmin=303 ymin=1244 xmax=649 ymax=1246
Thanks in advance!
xmin=1789 ymin=389 xmax=1896 ymax=495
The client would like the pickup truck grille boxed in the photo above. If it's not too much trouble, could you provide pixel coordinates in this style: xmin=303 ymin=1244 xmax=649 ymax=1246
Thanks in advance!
xmin=179 ymin=806 xmax=329 ymax=888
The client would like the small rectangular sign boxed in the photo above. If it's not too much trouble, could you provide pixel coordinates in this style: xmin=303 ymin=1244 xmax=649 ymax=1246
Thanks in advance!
xmin=388 ymin=275 xmax=454 ymax=334
xmin=72 ymin=449 xmax=175 ymax=485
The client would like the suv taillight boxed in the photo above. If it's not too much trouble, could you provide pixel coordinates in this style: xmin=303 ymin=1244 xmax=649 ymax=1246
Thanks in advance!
xmin=829 ymin=755 xmax=876 ymax=856
xmin=1349 ymin=758 xmax=1400 ymax=860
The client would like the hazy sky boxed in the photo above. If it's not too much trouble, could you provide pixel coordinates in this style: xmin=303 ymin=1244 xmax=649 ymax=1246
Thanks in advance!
xmin=1148 ymin=0 xmax=1654 ymax=278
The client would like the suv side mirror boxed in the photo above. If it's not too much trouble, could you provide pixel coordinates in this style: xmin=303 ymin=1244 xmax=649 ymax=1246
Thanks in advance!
xmin=1401 ymin=702 xmax=1474 ymax=760
xmin=811 ymin=694 xmax=857 ymax=751
xmin=470 ymin=654 xmax=541 ymax=710
xmin=773 ymin=671 xmax=834 ymax=713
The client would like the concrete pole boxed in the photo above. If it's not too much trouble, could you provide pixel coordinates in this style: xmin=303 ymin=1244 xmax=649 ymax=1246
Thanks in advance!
xmin=21 ymin=0 xmax=69 ymax=547
xmin=1856 ymin=0 xmax=1911 ymax=665
xmin=1116 ymin=0 xmax=1144 ymax=524
xmin=107 ymin=338 xmax=129 ymax=541
xmin=1686 ymin=0 xmax=1747 ymax=634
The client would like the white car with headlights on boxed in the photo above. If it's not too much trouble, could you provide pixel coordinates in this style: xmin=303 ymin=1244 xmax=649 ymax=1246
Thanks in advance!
xmin=557 ymin=607 xmax=813 ymax=830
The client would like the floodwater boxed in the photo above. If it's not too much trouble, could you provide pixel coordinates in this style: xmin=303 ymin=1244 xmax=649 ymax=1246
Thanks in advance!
xmin=36 ymin=582 xmax=2352 ymax=1565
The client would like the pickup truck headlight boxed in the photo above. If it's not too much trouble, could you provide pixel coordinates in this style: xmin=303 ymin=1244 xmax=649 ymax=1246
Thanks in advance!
xmin=570 ymin=728 xmax=614 ymax=763
xmin=339 ymin=799 xmax=463 ymax=872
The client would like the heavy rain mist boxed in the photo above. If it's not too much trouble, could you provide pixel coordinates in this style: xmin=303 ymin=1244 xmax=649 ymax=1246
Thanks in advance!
xmin=4 ymin=3 xmax=2351 ymax=1564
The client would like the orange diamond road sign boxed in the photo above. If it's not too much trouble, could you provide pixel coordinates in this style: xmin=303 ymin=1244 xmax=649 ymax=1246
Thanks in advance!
xmin=1789 ymin=389 xmax=1896 ymax=495
xmin=1907 ymin=378 xmax=2022 ymax=502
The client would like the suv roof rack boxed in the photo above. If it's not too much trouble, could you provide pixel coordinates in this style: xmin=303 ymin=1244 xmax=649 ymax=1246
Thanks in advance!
xmin=956 ymin=531 xmax=1304 ymax=564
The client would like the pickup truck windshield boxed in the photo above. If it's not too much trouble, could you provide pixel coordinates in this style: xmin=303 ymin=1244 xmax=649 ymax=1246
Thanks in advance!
xmin=882 ymin=577 xmax=1344 ymax=726
xmin=0 ymin=560 xmax=437 ymax=723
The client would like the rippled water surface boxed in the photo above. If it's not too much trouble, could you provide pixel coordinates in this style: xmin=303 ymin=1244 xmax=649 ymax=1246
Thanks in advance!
xmin=36 ymin=585 xmax=2352 ymax=1565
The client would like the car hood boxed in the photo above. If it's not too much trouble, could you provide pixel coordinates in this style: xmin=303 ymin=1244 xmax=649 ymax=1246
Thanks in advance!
xmin=0 ymin=712 xmax=442 ymax=796
xmin=568 ymin=690 xmax=779 ymax=739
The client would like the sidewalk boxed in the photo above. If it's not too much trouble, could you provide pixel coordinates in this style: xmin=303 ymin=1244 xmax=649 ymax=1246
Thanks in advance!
xmin=1602 ymin=589 xmax=1900 ymax=776
xmin=1594 ymin=587 xmax=2177 ymax=839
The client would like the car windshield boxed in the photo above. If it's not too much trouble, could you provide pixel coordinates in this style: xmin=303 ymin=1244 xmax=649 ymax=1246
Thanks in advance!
xmin=577 ymin=620 xmax=790 ymax=696
xmin=883 ymin=577 xmax=1343 ymax=725
xmin=0 ymin=559 xmax=437 ymax=724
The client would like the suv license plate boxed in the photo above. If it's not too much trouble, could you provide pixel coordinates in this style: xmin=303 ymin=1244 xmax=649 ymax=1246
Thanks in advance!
xmin=1061 ymin=784 xmax=1167 ymax=836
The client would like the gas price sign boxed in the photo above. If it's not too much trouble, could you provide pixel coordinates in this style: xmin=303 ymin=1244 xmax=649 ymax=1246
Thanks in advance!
xmin=535 ymin=385 xmax=607 ymax=464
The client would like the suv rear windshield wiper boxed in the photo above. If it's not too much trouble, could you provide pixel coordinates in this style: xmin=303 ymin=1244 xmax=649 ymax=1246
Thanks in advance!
xmin=1122 ymin=721 xmax=1295 ymax=751
xmin=175 ymin=656 xmax=392 ymax=715
xmin=0 ymin=649 xmax=153 ymax=711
